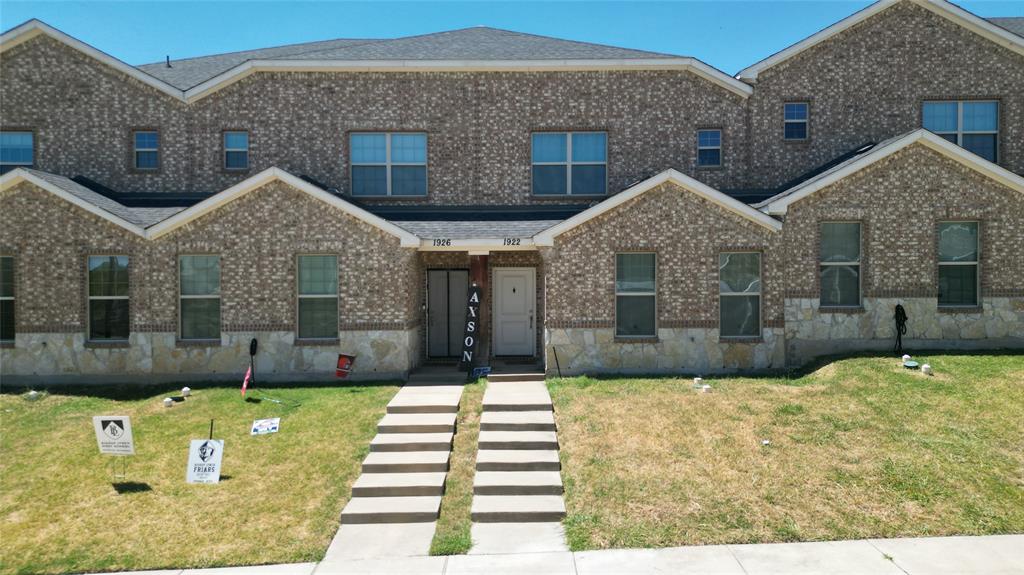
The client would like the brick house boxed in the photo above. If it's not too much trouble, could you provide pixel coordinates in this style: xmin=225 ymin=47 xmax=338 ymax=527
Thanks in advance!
xmin=1 ymin=0 xmax=1022 ymax=381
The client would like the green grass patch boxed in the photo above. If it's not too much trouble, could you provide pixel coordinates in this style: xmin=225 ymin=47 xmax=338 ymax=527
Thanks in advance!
xmin=0 ymin=381 xmax=399 ymax=575
xmin=550 ymin=354 xmax=1024 ymax=550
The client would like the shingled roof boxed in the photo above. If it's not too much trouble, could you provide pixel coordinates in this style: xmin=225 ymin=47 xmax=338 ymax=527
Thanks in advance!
xmin=137 ymin=26 xmax=680 ymax=90
xmin=989 ymin=17 xmax=1024 ymax=38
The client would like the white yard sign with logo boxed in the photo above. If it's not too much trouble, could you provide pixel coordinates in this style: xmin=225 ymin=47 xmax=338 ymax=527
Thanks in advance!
xmin=93 ymin=415 xmax=135 ymax=455
xmin=186 ymin=439 xmax=224 ymax=484
xmin=250 ymin=417 xmax=280 ymax=435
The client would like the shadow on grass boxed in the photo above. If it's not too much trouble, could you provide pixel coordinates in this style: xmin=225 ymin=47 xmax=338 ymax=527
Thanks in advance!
xmin=111 ymin=482 xmax=152 ymax=494
xmin=0 ymin=379 xmax=403 ymax=400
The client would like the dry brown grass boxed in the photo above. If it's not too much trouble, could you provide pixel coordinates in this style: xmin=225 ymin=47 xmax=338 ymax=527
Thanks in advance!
xmin=550 ymin=354 xmax=1024 ymax=550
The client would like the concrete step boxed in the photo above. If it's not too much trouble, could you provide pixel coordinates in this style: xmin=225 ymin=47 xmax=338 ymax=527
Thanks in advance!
xmin=406 ymin=374 xmax=464 ymax=385
xmin=487 ymin=372 xmax=545 ymax=383
xmin=378 ymin=412 xmax=457 ymax=433
xmin=482 ymin=391 xmax=552 ymax=412
xmin=471 ymin=495 xmax=566 ymax=523
xmin=473 ymin=471 xmax=563 ymax=496
xmin=362 ymin=451 xmax=450 ymax=473
xmin=476 ymin=449 xmax=561 ymax=472
xmin=340 ymin=496 xmax=441 ymax=524
xmin=478 ymin=430 xmax=558 ymax=451
xmin=387 ymin=392 xmax=461 ymax=414
xmin=352 ymin=472 xmax=447 ymax=497
xmin=480 ymin=410 xmax=555 ymax=431
xmin=369 ymin=432 xmax=453 ymax=452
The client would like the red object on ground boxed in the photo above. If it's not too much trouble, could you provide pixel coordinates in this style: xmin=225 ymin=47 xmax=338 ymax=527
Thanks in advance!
xmin=241 ymin=366 xmax=252 ymax=396
xmin=336 ymin=354 xmax=356 ymax=378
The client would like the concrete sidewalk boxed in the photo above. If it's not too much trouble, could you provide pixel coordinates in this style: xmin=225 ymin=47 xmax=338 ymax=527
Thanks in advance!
xmin=88 ymin=534 xmax=1023 ymax=574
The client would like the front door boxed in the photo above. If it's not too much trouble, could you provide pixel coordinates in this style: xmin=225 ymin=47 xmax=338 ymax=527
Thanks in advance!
xmin=494 ymin=267 xmax=536 ymax=356
xmin=427 ymin=269 xmax=469 ymax=358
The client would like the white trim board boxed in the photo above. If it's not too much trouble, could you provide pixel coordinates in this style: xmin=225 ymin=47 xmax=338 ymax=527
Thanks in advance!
xmin=533 ymin=169 xmax=782 ymax=247
xmin=0 ymin=19 xmax=751 ymax=102
xmin=146 ymin=167 xmax=421 ymax=246
xmin=758 ymin=129 xmax=1024 ymax=215
xmin=0 ymin=169 xmax=148 ymax=237
xmin=737 ymin=0 xmax=1024 ymax=81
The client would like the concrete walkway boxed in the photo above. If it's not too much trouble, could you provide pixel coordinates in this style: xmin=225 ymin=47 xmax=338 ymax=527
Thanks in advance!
xmin=85 ymin=534 xmax=1024 ymax=574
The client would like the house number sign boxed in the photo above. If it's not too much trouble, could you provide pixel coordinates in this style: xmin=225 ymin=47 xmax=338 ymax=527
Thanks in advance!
xmin=459 ymin=285 xmax=483 ymax=370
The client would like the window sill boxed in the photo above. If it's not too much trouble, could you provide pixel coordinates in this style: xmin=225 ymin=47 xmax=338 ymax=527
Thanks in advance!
xmin=719 ymin=337 xmax=763 ymax=344
xmin=532 ymin=194 xmax=607 ymax=201
xmin=351 ymin=195 xmax=428 ymax=201
xmin=176 ymin=339 xmax=222 ymax=348
xmin=783 ymin=139 xmax=810 ymax=145
xmin=819 ymin=306 xmax=865 ymax=314
xmin=295 ymin=338 xmax=340 ymax=347
xmin=937 ymin=306 xmax=983 ymax=314
xmin=696 ymin=165 xmax=724 ymax=171
xmin=85 ymin=340 xmax=131 ymax=349
xmin=0 ymin=341 xmax=13 ymax=349
xmin=614 ymin=336 xmax=659 ymax=344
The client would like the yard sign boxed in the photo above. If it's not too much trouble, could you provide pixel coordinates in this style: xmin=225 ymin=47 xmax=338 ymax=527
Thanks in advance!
xmin=92 ymin=415 xmax=135 ymax=455
xmin=458 ymin=285 xmax=483 ymax=370
xmin=186 ymin=439 xmax=224 ymax=484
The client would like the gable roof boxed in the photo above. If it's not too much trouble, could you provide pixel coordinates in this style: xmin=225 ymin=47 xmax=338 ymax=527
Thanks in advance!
xmin=1 ymin=20 xmax=751 ymax=101
xmin=533 ymin=169 xmax=782 ymax=246
xmin=757 ymin=129 xmax=1024 ymax=214
xmin=737 ymin=0 xmax=1024 ymax=81
xmin=989 ymin=17 xmax=1024 ymax=38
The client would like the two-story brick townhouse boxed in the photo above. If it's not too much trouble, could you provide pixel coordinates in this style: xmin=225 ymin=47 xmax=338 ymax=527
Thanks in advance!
xmin=1 ymin=0 xmax=1022 ymax=382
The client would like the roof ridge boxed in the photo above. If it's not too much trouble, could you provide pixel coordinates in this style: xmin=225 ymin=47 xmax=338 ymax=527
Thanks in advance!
xmin=457 ymin=25 xmax=684 ymax=59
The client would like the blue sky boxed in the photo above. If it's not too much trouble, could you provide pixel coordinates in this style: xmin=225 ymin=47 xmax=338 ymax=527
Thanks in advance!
xmin=2 ymin=1 xmax=1021 ymax=74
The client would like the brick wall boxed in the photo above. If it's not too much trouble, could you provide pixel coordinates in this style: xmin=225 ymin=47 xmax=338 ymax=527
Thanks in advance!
xmin=747 ymin=1 xmax=1024 ymax=188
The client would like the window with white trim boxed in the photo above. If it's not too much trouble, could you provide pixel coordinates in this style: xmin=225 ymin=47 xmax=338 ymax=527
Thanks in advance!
xmin=922 ymin=101 xmax=998 ymax=162
xmin=133 ymin=130 xmax=159 ymax=170
xmin=783 ymin=102 xmax=808 ymax=140
xmin=224 ymin=131 xmax=249 ymax=170
xmin=719 ymin=252 xmax=761 ymax=338
xmin=0 ymin=131 xmax=33 ymax=175
xmin=0 ymin=256 xmax=13 ymax=342
xmin=350 ymin=133 xmax=426 ymax=196
xmin=180 ymin=255 xmax=220 ymax=340
xmin=697 ymin=129 xmax=721 ymax=167
xmin=938 ymin=221 xmax=979 ymax=307
xmin=297 ymin=255 xmax=338 ymax=339
xmin=615 ymin=253 xmax=656 ymax=337
xmin=820 ymin=222 xmax=861 ymax=307
xmin=532 ymin=132 xmax=607 ymax=196
xmin=88 ymin=255 xmax=129 ymax=341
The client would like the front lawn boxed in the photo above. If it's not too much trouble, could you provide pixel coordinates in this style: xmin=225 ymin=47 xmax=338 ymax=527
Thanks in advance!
xmin=0 ymin=381 xmax=399 ymax=575
xmin=550 ymin=354 xmax=1024 ymax=550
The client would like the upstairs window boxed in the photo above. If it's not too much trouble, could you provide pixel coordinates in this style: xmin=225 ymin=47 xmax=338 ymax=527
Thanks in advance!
xmin=720 ymin=252 xmax=761 ymax=338
xmin=133 ymin=130 xmax=159 ymax=170
xmin=697 ymin=129 xmax=722 ymax=167
xmin=532 ymin=132 xmax=607 ymax=196
xmin=224 ymin=131 xmax=249 ymax=170
xmin=297 ymin=255 xmax=338 ymax=339
xmin=0 ymin=256 xmax=13 ymax=342
xmin=820 ymin=222 xmax=861 ymax=307
xmin=0 ymin=131 xmax=33 ymax=175
xmin=180 ymin=255 xmax=221 ymax=340
xmin=615 ymin=253 xmax=656 ymax=338
xmin=923 ymin=101 xmax=998 ymax=163
xmin=88 ymin=255 xmax=130 ymax=341
xmin=938 ymin=222 xmax=979 ymax=307
xmin=783 ymin=102 xmax=808 ymax=140
xmin=350 ymin=133 xmax=427 ymax=197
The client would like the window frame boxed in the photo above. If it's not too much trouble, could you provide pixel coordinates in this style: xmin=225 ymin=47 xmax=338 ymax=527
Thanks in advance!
xmin=178 ymin=254 xmax=221 ymax=342
xmin=937 ymin=220 xmax=981 ymax=308
xmin=819 ymin=221 xmax=863 ymax=308
xmin=614 ymin=252 xmax=657 ymax=339
xmin=223 ymin=130 xmax=250 ymax=171
xmin=87 ymin=254 xmax=130 ymax=342
xmin=922 ymin=100 xmax=998 ymax=163
xmin=783 ymin=102 xmax=809 ymax=141
xmin=349 ymin=132 xmax=428 ymax=197
xmin=296 ymin=254 xmax=339 ymax=341
xmin=696 ymin=129 xmax=722 ymax=168
xmin=0 ymin=255 xmax=14 ymax=343
xmin=719 ymin=251 xmax=763 ymax=339
xmin=132 ymin=129 xmax=160 ymax=171
xmin=0 ymin=130 xmax=35 ymax=174
xmin=531 ymin=131 xmax=608 ymax=197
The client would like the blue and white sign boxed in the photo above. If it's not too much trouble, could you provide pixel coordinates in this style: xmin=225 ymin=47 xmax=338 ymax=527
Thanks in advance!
xmin=186 ymin=439 xmax=224 ymax=484
xmin=250 ymin=418 xmax=280 ymax=435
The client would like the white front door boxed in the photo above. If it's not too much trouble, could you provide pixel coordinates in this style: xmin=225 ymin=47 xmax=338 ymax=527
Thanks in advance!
xmin=494 ymin=268 xmax=536 ymax=356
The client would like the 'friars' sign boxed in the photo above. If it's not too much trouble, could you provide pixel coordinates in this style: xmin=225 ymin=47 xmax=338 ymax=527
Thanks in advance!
xmin=459 ymin=285 xmax=483 ymax=370
xmin=93 ymin=415 xmax=135 ymax=455
xmin=186 ymin=439 xmax=224 ymax=484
